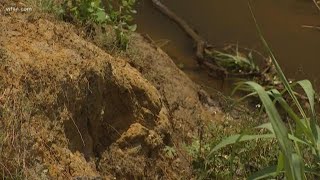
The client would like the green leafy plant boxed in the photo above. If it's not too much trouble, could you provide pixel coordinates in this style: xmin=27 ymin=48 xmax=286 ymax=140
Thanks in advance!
xmin=163 ymin=146 xmax=177 ymax=159
xmin=207 ymin=4 xmax=320 ymax=179
xmin=104 ymin=0 xmax=137 ymax=49
xmin=205 ymin=47 xmax=259 ymax=73
xmin=187 ymin=116 xmax=279 ymax=179
xmin=62 ymin=0 xmax=137 ymax=49
xmin=63 ymin=0 xmax=108 ymax=24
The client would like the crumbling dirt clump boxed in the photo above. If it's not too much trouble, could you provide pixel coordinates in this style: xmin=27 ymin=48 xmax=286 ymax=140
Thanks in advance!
xmin=0 ymin=13 xmax=173 ymax=179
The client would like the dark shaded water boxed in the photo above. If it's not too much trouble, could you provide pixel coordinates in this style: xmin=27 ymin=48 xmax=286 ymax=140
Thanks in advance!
xmin=135 ymin=0 xmax=320 ymax=93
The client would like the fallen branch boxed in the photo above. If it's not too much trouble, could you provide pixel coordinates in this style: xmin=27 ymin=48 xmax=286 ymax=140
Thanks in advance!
xmin=150 ymin=0 xmax=320 ymax=104
xmin=312 ymin=0 xmax=320 ymax=12
xmin=150 ymin=0 xmax=228 ymax=77
xmin=302 ymin=25 xmax=320 ymax=31
xmin=151 ymin=0 xmax=206 ymax=60
xmin=150 ymin=0 xmax=275 ymax=80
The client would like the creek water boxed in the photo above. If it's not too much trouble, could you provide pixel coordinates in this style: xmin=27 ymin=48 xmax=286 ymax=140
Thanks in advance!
xmin=134 ymin=0 xmax=320 ymax=94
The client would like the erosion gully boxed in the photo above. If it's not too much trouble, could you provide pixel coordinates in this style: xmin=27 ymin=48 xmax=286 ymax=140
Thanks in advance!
xmin=134 ymin=0 xmax=320 ymax=94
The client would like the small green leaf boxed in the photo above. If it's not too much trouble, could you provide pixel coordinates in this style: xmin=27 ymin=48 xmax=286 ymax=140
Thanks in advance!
xmin=128 ymin=24 xmax=137 ymax=31
xmin=276 ymin=151 xmax=284 ymax=176
xmin=94 ymin=10 xmax=107 ymax=23
xmin=255 ymin=122 xmax=274 ymax=134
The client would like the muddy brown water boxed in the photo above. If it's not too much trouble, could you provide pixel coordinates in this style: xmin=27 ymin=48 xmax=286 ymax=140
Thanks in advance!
xmin=135 ymin=0 xmax=320 ymax=94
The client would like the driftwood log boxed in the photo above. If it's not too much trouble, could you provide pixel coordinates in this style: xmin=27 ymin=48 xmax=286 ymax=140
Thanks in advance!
xmin=150 ymin=0 xmax=320 ymax=103
xmin=150 ymin=0 xmax=228 ymax=75
xmin=150 ymin=0 xmax=276 ymax=81
xmin=150 ymin=0 xmax=205 ymax=59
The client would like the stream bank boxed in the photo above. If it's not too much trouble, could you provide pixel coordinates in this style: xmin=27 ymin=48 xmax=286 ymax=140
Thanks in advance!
xmin=0 ymin=1 xmax=224 ymax=178
xmin=0 ymin=0 xmax=285 ymax=179
xmin=135 ymin=0 xmax=320 ymax=93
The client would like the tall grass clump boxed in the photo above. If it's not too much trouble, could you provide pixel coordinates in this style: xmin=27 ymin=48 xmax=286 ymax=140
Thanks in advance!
xmin=202 ymin=4 xmax=320 ymax=180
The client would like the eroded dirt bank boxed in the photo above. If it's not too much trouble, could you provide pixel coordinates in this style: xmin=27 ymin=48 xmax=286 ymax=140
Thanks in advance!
xmin=0 ymin=3 xmax=221 ymax=179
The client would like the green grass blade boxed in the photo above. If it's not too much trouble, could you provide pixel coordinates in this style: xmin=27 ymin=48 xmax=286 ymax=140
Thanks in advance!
xmin=243 ymin=81 xmax=301 ymax=179
xmin=296 ymin=80 xmax=320 ymax=153
xmin=270 ymin=89 xmax=310 ymax=136
xmin=249 ymin=3 xmax=318 ymax=173
xmin=208 ymin=133 xmax=274 ymax=155
xmin=295 ymin=80 xmax=315 ymax=116
xmin=316 ymin=125 xmax=320 ymax=155
xmin=305 ymin=166 xmax=320 ymax=176
xmin=244 ymin=82 xmax=290 ymax=150
xmin=248 ymin=164 xmax=318 ymax=180
xmin=292 ymin=153 xmax=304 ymax=180
xmin=248 ymin=2 xmax=307 ymax=122
xmin=232 ymin=82 xmax=257 ymax=96
xmin=276 ymin=151 xmax=285 ymax=176
xmin=288 ymin=134 xmax=311 ymax=147
xmin=255 ymin=122 xmax=274 ymax=134
xmin=256 ymin=123 xmax=311 ymax=146
xmin=247 ymin=165 xmax=278 ymax=180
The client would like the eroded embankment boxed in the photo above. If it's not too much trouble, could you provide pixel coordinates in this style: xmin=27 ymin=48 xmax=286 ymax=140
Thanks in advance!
xmin=0 ymin=7 xmax=221 ymax=179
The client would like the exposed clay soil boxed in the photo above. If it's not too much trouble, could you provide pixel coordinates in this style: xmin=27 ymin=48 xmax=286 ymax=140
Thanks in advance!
xmin=0 ymin=2 xmax=222 ymax=179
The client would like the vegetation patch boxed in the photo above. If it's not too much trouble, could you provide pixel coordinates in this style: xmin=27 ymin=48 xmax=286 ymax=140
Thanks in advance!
xmin=3 ymin=0 xmax=320 ymax=179
xmin=193 ymin=8 xmax=320 ymax=179
xmin=187 ymin=108 xmax=279 ymax=179
xmin=61 ymin=0 xmax=137 ymax=50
